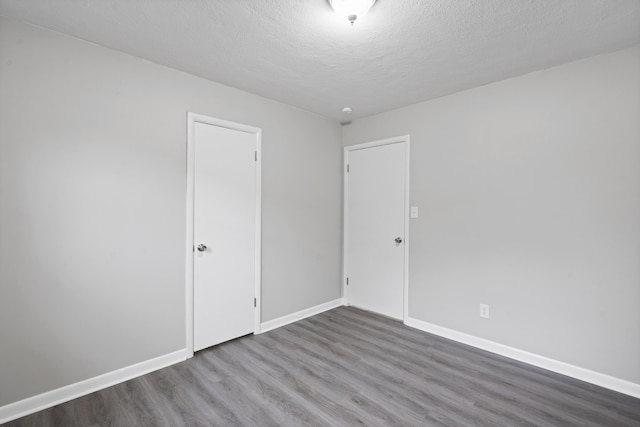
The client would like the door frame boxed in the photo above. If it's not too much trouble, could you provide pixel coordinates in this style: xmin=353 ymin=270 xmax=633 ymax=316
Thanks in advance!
xmin=343 ymin=135 xmax=410 ymax=322
xmin=186 ymin=112 xmax=262 ymax=358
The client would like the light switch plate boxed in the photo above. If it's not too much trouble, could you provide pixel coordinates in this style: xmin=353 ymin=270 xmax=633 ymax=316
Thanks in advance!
xmin=411 ymin=206 xmax=419 ymax=218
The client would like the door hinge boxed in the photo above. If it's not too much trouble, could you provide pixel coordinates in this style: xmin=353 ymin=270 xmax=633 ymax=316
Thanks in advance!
xmin=346 ymin=277 xmax=349 ymax=285
xmin=255 ymin=151 xmax=257 ymax=161
xmin=347 ymin=164 xmax=350 ymax=173
xmin=254 ymin=297 xmax=257 ymax=307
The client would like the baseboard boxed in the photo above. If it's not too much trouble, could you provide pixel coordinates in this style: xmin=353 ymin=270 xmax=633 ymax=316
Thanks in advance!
xmin=0 ymin=349 xmax=187 ymax=424
xmin=404 ymin=317 xmax=640 ymax=399
xmin=260 ymin=298 xmax=345 ymax=333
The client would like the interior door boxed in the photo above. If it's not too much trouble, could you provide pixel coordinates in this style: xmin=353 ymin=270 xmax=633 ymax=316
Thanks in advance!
xmin=193 ymin=121 xmax=257 ymax=351
xmin=346 ymin=141 xmax=406 ymax=320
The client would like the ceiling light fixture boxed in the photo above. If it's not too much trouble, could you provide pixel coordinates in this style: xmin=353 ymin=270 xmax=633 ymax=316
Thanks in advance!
xmin=329 ymin=0 xmax=377 ymax=25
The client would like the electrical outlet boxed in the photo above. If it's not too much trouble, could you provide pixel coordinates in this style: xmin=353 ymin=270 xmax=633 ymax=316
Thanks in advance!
xmin=479 ymin=304 xmax=490 ymax=319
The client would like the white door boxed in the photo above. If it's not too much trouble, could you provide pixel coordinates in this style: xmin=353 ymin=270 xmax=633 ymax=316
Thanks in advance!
xmin=345 ymin=140 xmax=407 ymax=320
xmin=193 ymin=121 xmax=257 ymax=351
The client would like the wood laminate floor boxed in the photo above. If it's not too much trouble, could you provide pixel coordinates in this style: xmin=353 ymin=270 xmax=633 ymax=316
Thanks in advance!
xmin=5 ymin=307 xmax=640 ymax=426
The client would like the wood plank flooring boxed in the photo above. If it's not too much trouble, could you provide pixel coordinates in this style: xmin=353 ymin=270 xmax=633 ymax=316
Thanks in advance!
xmin=5 ymin=307 xmax=640 ymax=426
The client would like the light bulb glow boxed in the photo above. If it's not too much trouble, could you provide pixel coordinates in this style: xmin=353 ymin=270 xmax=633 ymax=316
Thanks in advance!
xmin=329 ymin=0 xmax=376 ymax=24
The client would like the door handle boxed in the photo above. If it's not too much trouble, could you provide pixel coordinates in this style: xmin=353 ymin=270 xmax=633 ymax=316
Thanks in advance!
xmin=197 ymin=244 xmax=208 ymax=252
xmin=394 ymin=237 xmax=403 ymax=245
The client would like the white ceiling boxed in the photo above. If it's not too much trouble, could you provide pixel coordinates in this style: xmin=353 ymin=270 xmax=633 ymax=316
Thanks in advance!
xmin=1 ymin=0 xmax=639 ymax=121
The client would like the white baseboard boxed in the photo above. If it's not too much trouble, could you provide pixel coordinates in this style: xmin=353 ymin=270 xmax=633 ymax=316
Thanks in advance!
xmin=0 ymin=349 xmax=187 ymax=425
xmin=404 ymin=317 xmax=640 ymax=399
xmin=260 ymin=298 xmax=345 ymax=333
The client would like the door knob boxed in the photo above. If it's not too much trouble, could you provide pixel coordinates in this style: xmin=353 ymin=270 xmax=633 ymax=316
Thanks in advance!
xmin=395 ymin=237 xmax=403 ymax=245
xmin=197 ymin=244 xmax=207 ymax=252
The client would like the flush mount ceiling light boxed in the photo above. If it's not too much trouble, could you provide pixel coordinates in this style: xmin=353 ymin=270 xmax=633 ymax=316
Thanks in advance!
xmin=329 ymin=0 xmax=377 ymax=25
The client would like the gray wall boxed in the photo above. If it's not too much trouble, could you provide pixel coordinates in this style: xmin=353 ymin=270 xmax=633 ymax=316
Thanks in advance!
xmin=343 ymin=46 xmax=640 ymax=384
xmin=0 ymin=17 xmax=342 ymax=406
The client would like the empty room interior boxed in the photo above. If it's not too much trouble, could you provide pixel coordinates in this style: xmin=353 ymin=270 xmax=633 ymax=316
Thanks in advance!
xmin=1 ymin=0 xmax=639 ymax=425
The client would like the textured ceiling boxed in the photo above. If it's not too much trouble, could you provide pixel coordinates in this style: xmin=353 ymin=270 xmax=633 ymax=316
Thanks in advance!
xmin=1 ymin=0 xmax=639 ymax=121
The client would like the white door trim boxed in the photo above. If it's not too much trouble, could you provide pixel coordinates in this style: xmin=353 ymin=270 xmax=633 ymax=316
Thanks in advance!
xmin=343 ymin=135 xmax=410 ymax=322
xmin=186 ymin=112 xmax=262 ymax=358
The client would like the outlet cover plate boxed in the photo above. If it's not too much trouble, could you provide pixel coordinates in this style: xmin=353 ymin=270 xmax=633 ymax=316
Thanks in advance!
xmin=479 ymin=304 xmax=490 ymax=319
